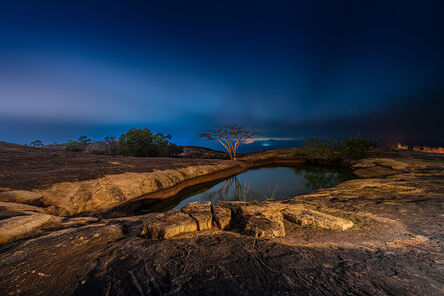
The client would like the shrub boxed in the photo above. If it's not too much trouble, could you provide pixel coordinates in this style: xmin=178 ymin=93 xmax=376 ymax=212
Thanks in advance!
xmin=64 ymin=140 xmax=85 ymax=152
xmin=303 ymin=137 xmax=339 ymax=162
xmin=64 ymin=136 xmax=93 ymax=153
xmin=118 ymin=128 xmax=182 ymax=157
xmin=30 ymin=140 xmax=44 ymax=147
xmin=303 ymin=134 xmax=377 ymax=163
xmin=339 ymin=134 xmax=378 ymax=160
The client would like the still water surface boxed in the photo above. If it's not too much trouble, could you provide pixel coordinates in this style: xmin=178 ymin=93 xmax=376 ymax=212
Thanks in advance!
xmin=135 ymin=165 xmax=354 ymax=214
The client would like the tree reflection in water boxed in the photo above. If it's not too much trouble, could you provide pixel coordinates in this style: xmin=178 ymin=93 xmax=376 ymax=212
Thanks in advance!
xmin=201 ymin=176 xmax=249 ymax=202
xmin=201 ymin=175 xmax=281 ymax=203
xmin=134 ymin=165 xmax=354 ymax=214
xmin=202 ymin=166 xmax=352 ymax=203
xmin=292 ymin=166 xmax=352 ymax=191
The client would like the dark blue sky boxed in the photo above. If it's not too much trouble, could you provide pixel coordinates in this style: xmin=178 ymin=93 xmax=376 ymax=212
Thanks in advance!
xmin=0 ymin=0 xmax=443 ymax=147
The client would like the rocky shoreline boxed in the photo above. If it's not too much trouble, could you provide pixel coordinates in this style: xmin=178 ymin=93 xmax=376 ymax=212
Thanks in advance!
xmin=0 ymin=147 xmax=443 ymax=295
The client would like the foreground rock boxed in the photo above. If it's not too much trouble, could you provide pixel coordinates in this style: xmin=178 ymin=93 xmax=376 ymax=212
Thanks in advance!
xmin=0 ymin=224 xmax=124 ymax=295
xmin=136 ymin=201 xmax=354 ymax=240
xmin=181 ymin=201 xmax=213 ymax=230
xmin=283 ymin=207 xmax=354 ymax=230
xmin=227 ymin=201 xmax=287 ymax=238
xmin=0 ymin=151 xmax=443 ymax=295
xmin=0 ymin=202 xmax=63 ymax=243
xmin=140 ymin=210 xmax=198 ymax=239
xmin=211 ymin=204 xmax=231 ymax=229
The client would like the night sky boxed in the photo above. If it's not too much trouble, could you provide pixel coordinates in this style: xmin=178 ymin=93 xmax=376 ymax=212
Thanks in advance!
xmin=1 ymin=0 xmax=443 ymax=148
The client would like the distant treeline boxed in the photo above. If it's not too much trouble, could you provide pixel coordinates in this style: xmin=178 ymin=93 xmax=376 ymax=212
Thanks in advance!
xmin=29 ymin=128 xmax=183 ymax=157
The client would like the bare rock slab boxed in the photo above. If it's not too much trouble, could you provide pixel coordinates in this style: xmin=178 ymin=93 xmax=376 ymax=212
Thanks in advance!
xmin=140 ymin=210 xmax=198 ymax=239
xmin=283 ymin=207 xmax=354 ymax=231
xmin=0 ymin=202 xmax=63 ymax=244
xmin=0 ymin=190 xmax=43 ymax=204
xmin=181 ymin=201 xmax=212 ymax=230
xmin=211 ymin=204 xmax=231 ymax=229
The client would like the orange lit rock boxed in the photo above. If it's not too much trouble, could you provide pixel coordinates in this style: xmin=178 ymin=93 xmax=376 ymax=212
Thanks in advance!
xmin=181 ymin=201 xmax=213 ymax=230
xmin=211 ymin=204 xmax=231 ymax=229
xmin=140 ymin=210 xmax=198 ymax=239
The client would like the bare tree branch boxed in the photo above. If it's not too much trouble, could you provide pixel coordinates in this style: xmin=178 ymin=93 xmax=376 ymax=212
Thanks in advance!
xmin=199 ymin=124 xmax=257 ymax=160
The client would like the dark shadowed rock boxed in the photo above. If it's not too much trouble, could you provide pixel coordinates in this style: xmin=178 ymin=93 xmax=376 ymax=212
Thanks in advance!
xmin=181 ymin=201 xmax=212 ymax=230
xmin=0 ymin=224 xmax=124 ymax=295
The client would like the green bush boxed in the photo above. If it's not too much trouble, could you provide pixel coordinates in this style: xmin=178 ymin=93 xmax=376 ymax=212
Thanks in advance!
xmin=30 ymin=140 xmax=44 ymax=147
xmin=303 ymin=137 xmax=339 ymax=161
xmin=118 ymin=128 xmax=183 ymax=157
xmin=339 ymin=134 xmax=378 ymax=160
xmin=303 ymin=134 xmax=377 ymax=163
xmin=64 ymin=136 xmax=93 ymax=153
xmin=64 ymin=140 xmax=85 ymax=152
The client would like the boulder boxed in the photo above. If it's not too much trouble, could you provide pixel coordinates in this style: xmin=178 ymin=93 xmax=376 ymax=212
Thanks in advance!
xmin=181 ymin=201 xmax=212 ymax=230
xmin=140 ymin=210 xmax=198 ymax=239
xmin=211 ymin=204 xmax=231 ymax=229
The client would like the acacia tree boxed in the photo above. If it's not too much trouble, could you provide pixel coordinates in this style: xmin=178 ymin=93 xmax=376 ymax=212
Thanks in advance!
xmin=30 ymin=140 xmax=44 ymax=147
xmin=199 ymin=124 xmax=256 ymax=160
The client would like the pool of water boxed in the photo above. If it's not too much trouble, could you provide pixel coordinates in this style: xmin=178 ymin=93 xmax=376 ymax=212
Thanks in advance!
xmin=133 ymin=165 xmax=355 ymax=214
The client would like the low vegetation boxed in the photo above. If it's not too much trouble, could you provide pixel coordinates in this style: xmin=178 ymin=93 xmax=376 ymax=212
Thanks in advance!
xmin=118 ymin=128 xmax=182 ymax=157
xmin=64 ymin=136 xmax=93 ymax=152
xmin=303 ymin=134 xmax=378 ymax=163
xmin=29 ymin=140 xmax=44 ymax=147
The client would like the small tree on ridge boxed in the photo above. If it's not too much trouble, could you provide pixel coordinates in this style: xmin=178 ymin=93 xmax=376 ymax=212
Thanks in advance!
xmin=30 ymin=140 xmax=44 ymax=147
xmin=199 ymin=124 xmax=256 ymax=160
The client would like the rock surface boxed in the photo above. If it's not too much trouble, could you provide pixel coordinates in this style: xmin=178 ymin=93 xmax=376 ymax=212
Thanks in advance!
xmin=0 ymin=142 xmax=303 ymax=216
xmin=0 ymin=202 xmax=63 ymax=243
xmin=211 ymin=204 xmax=231 ymax=229
xmin=140 ymin=210 xmax=198 ymax=239
xmin=283 ymin=207 xmax=354 ymax=230
xmin=0 ymin=150 xmax=444 ymax=295
xmin=181 ymin=201 xmax=213 ymax=230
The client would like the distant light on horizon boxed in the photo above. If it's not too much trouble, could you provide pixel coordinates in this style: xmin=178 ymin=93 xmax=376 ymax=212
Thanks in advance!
xmin=244 ymin=137 xmax=300 ymax=144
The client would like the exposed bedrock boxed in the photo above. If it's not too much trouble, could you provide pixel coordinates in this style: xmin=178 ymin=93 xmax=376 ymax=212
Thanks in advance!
xmin=1 ymin=153 xmax=443 ymax=295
